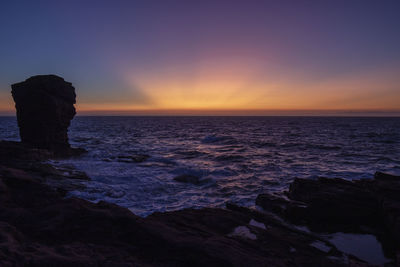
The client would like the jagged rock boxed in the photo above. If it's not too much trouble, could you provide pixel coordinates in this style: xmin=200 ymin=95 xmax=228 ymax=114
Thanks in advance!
xmin=0 ymin=140 xmax=52 ymax=163
xmin=256 ymin=193 xmax=294 ymax=215
xmin=11 ymin=75 xmax=76 ymax=152
xmin=0 ymin=140 xmax=85 ymax=169
xmin=287 ymin=177 xmax=381 ymax=231
xmin=256 ymin=173 xmax=400 ymax=261
xmin=255 ymin=193 xmax=309 ymax=224
xmin=374 ymin=171 xmax=400 ymax=181
xmin=0 ymin=140 xmax=90 ymax=198
xmin=0 ymin=167 xmax=354 ymax=266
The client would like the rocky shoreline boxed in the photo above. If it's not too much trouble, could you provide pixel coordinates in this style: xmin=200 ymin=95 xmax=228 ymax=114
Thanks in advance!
xmin=1 ymin=75 xmax=398 ymax=266
xmin=0 ymin=140 xmax=398 ymax=266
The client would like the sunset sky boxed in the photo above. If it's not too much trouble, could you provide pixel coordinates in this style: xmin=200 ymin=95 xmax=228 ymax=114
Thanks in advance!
xmin=1 ymin=0 xmax=400 ymax=115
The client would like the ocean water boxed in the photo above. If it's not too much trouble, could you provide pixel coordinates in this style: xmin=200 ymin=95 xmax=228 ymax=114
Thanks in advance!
xmin=1 ymin=116 xmax=399 ymax=216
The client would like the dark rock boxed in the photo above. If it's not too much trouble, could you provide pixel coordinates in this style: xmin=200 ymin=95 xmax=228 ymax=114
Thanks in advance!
xmin=11 ymin=75 xmax=76 ymax=152
xmin=287 ymin=177 xmax=381 ymax=231
xmin=256 ymin=193 xmax=293 ymax=215
xmin=59 ymin=147 xmax=87 ymax=157
xmin=0 ymin=140 xmax=53 ymax=162
xmin=374 ymin=171 xmax=400 ymax=181
xmin=255 ymin=193 xmax=312 ymax=226
xmin=0 ymin=140 xmax=90 ymax=196
xmin=0 ymin=167 xmax=354 ymax=266
xmin=173 ymin=174 xmax=201 ymax=185
xmin=0 ymin=141 xmax=88 ymax=178
xmin=257 ymin=173 xmax=400 ymax=262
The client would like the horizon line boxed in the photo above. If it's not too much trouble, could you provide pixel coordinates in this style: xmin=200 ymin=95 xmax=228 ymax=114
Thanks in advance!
xmin=1 ymin=108 xmax=400 ymax=117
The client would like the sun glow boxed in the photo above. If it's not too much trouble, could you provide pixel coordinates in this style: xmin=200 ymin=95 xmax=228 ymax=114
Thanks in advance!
xmin=115 ymin=62 xmax=400 ymax=113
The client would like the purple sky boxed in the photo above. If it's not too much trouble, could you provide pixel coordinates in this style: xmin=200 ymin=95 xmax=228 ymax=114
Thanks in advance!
xmin=1 ymin=0 xmax=399 ymax=115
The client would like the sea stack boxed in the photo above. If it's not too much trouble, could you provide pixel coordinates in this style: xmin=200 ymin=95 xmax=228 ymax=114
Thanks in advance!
xmin=11 ymin=75 xmax=76 ymax=151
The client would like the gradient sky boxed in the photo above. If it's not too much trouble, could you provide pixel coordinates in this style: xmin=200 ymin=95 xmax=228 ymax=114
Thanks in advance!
xmin=1 ymin=0 xmax=400 ymax=115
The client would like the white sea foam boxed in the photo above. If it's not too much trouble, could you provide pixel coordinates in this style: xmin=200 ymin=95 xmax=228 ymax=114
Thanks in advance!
xmin=229 ymin=226 xmax=257 ymax=240
xmin=249 ymin=219 xmax=266 ymax=229
xmin=1 ymin=116 xmax=399 ymax=217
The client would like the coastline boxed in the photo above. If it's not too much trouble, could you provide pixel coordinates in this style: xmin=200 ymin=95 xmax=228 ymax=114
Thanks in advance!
xmin=0 ymin=140 xmax=398 ymax=266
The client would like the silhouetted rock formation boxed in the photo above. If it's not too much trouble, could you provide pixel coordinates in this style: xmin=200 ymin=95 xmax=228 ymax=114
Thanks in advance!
xmin=256 ymin=174 xmax=400 ymax=259
xmin=11 ymin=75 xmax=76 ymax=152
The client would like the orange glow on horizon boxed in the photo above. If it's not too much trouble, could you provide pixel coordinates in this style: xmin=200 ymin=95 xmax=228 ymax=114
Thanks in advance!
xmin=116 ymin=62 xmax=400 ymax=112
xmin=1 ymin=62 xmax=399 ymax=115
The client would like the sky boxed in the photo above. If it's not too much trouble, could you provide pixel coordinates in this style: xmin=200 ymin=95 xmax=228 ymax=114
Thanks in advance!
xmin=1 ymin=0 xmax=400 ymax=115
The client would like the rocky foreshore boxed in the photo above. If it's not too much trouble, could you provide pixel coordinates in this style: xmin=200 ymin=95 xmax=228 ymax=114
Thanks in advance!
xmin=0 ymin=140 xmax=398 ymax=266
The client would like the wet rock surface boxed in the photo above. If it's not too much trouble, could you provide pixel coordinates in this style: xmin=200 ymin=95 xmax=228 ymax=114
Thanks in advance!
xmin=289 ymin=178 xmax=380 ymax=231
xmin=0 ymin=176 xmax=347 ymax=266
xmin=0 ymin=141 xmax=89 ymax=195
xmin=256 ymin=175 xmax=400 ymax=263
xmin=0 ymin=141 xmax=378 ymax=266
xmin=11 ymin=75 xmax=78 ymax=153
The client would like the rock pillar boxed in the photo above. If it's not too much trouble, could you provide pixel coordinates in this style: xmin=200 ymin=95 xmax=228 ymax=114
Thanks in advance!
xmin=11 ymin=75 xmax=76 ymax=151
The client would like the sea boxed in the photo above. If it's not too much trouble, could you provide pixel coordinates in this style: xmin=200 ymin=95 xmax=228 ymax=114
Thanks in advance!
xmin=1 ymin=116 xmax=399 ymax=217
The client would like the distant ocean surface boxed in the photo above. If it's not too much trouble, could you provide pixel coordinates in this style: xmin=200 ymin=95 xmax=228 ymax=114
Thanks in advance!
xmin=1 ymin=116 xmax=400 ymax=216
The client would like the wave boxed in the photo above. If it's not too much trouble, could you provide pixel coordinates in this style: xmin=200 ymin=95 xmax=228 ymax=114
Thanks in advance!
xmin=306 ymin=144 xmax=342 ymax=150
xmin=201 ymin=135 xmax=237 ymax=145
xmin=13 ymin=116 xmax=399 ymax=217
xmin=214 ymin=154 xmax=245 ymax=162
